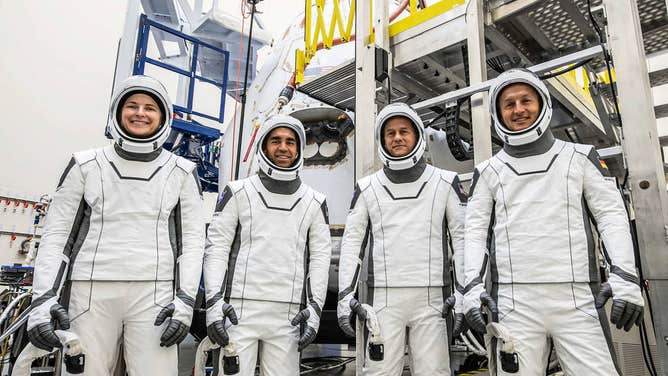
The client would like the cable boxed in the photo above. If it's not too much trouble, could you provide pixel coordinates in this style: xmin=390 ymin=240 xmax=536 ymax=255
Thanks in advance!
xmin=587 ymin=0 xmax=623 ymax=128
xmin=234 ymin=0 xmax=261 ymax=180
xmin=300 ymin=356 xmax=354 ymax=375
xmin=627 ymin=207 xmax=658 ymax=375
xmin=538 ymin=58 xmax=593 ymax=80
xmin=229 ymin=0 xmax=248 ymax=180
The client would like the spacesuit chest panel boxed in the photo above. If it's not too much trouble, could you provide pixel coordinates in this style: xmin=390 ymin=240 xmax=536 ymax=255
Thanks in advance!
xmin=366 ymin=166 xmax=448 ymax=287
xmin=70 ymin=146 xmax=182 ymax=281
xmin=229 ymin=176 xmax=314 ymax=303
xmin=486 ymin=141 xmax=591 ymax=283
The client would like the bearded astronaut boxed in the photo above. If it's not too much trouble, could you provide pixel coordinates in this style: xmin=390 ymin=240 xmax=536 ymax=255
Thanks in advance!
xmin=337 ymin=102 xmax=467 ymax=375
xmin=462 ymin=69 xmax=644 ymax=375
xmin=28 ymin=75 xmax=205 ymax=375
xmin=204 ymin=115 xmax=332 ymax=375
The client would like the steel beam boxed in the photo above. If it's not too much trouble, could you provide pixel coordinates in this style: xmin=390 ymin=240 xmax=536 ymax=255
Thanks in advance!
xmin=391 ymin=5 xmax=467 ymax=67
xmin=603 ymin=0 xmax=668 ymax=373
xmin=556 ymin=0 xmax=598 ymax=43
xmin=488 ymin=0 xmax=544 ymax=24
xmin=354 ymin=0 xmax=385 ymax=372
xmin=466 ymin=0 xmax=492 ymax=163
xmin=413 ymin=45 xmax=604 ymax=110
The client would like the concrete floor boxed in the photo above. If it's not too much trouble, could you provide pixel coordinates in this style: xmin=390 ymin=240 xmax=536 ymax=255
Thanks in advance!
xmin=179 ymin=337 xmax=489 ymax=376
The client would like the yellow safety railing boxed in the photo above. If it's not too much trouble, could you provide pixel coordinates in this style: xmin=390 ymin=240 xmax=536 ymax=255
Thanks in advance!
xmin=388 ymin=0 xmax=466 ymax=37
xmin=295 ymin=0 xmax=467 ymax=84
xmin=558 ymin=66 xmax=616 ymax=107
xmin=296 ymin=0 xmax=356 ymax=84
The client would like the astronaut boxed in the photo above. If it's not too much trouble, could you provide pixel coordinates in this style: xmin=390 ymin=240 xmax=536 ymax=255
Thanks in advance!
xmin=337 ymin=102 xmax=467 ymax=375
xmin=462 ymin=69 xmax=644 ymax=375
xmin=204 ymin=115 xmax=331 ymax=375
xmin=27 ymin=75 xmax=205 ymax=376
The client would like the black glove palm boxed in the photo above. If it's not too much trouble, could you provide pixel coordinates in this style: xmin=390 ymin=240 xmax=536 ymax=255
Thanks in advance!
xmin=465 ymin=291 xmax=498 ymax=334
xmin=28 ymin=303 xmax=70 ymax=351
xmin=207 ymin=303 xmax=238 ymax=346
xmin=595 ymin=282 xmax=643 ymax=332
xmin=154 ymin=303 xmax=189 ymax=347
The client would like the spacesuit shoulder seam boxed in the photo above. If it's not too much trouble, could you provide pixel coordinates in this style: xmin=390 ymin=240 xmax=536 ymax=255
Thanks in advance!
xmin=227 ymin=179 xmax=245 ymax=194
xmin=174 ymin=155 xmax=197 ymax=173
xmin=356 ymin=175 xmax=373 ymax=191
xmin=73 ymin=148 xmax=98 ymax=166
xmin=571 ymin=142 xmax=594 ymax=156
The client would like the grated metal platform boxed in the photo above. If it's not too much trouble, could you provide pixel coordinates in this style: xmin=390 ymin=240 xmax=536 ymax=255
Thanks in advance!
xmin=297 ymin=0 xmax=668 ymax=151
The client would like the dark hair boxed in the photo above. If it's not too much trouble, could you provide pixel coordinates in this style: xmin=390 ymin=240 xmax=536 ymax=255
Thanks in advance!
xmin=261 ymin=126 xmax=301 ymax=164
xmin=116 ymin=90 xmax=167 ymax=138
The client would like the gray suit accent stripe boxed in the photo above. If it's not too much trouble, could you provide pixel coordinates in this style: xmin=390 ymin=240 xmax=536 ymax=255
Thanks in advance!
xmin=223 ymin=223 xmax=242 ymax=301
xmin=169 ymin=201 xmax=183 ymax=289
xmin=487 ymin=205 xmax=497 ymax=284
xmin=469 ymin=169 xmax=481 ymax=197
xmin=381 ymin=181 xmax=428 ymax=200
xmin=51 ymin=261 xmax=68 ymax=298
xmin=302 ymin=230 xmax=314 ymax=309
xmin=367 ymin=231 xmax=375 ymax=306
xmin=502 ymin=153 xmax=559 ymax=176
xmin=610 ymin=265 xmax=640 ymax=285
xmin=258 ymin=170 xmax=301 ymax=194
xmin=206 ymin=292 xmax=224 ymax=308
xmin=382 ymin=158 xmax=426 ymax=184
xmin=60 ymin=198 xmax=91 ymax=310
xmin=344 ymin=222 xmax=371 ymax=297
xmin=589 ymin=282 xmax=623 ymax=374
xmin=32 ymin=290 xmax=57 ymax=308
xmin=57 ymin=158 xmax=76 ymax=189
xmin=320 ymin=201 xmax=330 ymax=225
xmin=113 ymin=144 xmax=162 ymax=162
xmin=349 ymin=184 xmax=362 ymax=210
xmin=489 ymin=282 xmax=500 ymax=369
xmin=191 ymin=169 xmax=203 ymax=196
xmin=257 ymin=191 xmax=302 ymax=211
xmin=215 ymin=186 xmax=234 ymax=213
xmin=108 ymin=160 xmax=163 ymax=181
xmin=585 ymin=148 xmax=611 ymax=177
xmin=442 ymin=211 xmax=452 ymax=296
xmin=464 ymin=277 xmax=483 ymax=293
xmin=309 ymin=301 xmax=322 ymax=317
xmin=502 ymin=130 xmax=555 ymax=158
xmin=582 ymin=197 xmax=599 ymax=282
xmin=450 ymin=176 xmax=468 ymax=203
xmin=176 ymin=290 xmax=196 ymax=308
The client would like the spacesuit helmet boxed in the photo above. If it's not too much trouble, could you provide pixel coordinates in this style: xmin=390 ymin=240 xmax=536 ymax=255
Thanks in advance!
xmin=375 ymin=102 xmax=426 ymax=170
xmin=109 ymin=75 xmax=173 ymax=154
xmin=488 ymin=69 xmax=552 ymax=146
xmin=256 ymin=115 xmax=306 ymax=181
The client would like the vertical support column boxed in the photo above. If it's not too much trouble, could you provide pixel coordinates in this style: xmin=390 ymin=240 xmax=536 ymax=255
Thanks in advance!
xmin=354 ymin=0 xmax=386 ymax=373
xmin=603 ymin=0 xmax=668 ymax=373
xmin=355 ymin=0 xmax=377 ymax=182
xmin=113 ymin=0 xmax=142 ymax=89
xmin=466 ymin=0 xmax=492 ymax=163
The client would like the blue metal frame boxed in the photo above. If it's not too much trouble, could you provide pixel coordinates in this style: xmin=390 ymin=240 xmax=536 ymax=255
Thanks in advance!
xmin=131 ymin=14 xmax=231 ymax=193
xmin=133 ymin=14 xmax=230 ymax=123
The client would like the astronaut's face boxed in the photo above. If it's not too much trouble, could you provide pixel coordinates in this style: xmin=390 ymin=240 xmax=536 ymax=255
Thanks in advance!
xmin=120 ymin=93 xmax=163 ymax=138
xmin=264 ymin=127 xmax=298 ymax=168
xmin=383 ymin=116 xmax=417 ymax=157
xmin=498 ymin=83 xmax=541 ymax=131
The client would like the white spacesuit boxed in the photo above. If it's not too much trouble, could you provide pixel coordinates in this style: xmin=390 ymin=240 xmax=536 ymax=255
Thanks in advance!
xmin=28 ymin=75 xmax=205 ymax=376
xmin=462 ymin=69 xmax=644 ymax=375
xmin=337 ymin=103 xmax=466 ymax=376
xmin=204 ymin=115 xmax=332 ymax=376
